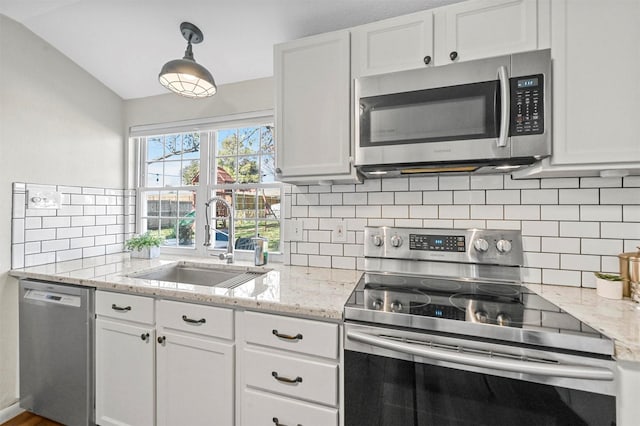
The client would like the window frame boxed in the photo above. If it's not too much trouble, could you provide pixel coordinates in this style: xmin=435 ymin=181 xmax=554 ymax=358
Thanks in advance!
xmin=133 ymin=111 xmax=283 ymax=258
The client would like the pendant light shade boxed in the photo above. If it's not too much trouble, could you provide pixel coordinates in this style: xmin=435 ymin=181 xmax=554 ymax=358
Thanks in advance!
xmin=159 ymin=22 xmax=217 ymax=98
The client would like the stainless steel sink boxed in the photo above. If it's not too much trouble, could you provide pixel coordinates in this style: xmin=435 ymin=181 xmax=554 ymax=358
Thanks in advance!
xmin=127 ymin=263 xmax=266 ymax=288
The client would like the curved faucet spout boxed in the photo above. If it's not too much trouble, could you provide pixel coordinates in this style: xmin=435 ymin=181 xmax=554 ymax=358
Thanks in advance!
xmin=204 ymin=196 xmax=234 ymax=264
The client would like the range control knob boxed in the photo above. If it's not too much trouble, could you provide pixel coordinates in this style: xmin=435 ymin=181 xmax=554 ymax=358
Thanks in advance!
xmin=496 ymin=239 xmax=512 ymax=254
xmin=372 ymin=235 xmax=384 ymax=247
xmin=473 ymin=238 xmax=489 ymax=253
xmin=390 ymin=235 xmax=403 ymax=248
xmin=390 ymin=301 xmax=404 ymax=313
xmin=474 ymin=310 xmax=489 ymax=323
xmin=496 ymin=313 xmax=512 ymax=327
xmin=371 ymin=299 xmax=384 ymax=310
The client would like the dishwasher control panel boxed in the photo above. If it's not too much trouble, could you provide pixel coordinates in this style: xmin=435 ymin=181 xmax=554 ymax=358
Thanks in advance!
xmin=24 ymin=289 xmax=81 ymax=307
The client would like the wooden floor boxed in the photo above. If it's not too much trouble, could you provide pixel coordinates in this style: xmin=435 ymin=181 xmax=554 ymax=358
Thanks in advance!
xmin=1 ymin=412 xmax=62 ymax=426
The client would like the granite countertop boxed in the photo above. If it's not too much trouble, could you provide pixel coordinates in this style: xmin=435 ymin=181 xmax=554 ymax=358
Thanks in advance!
xmin=526 ymin=283 xmax=640 ymax=362
xmin=10 ymin=254 xmax=640 ymax=361
xmin=9 ymin=253 xmax=361 ymax=321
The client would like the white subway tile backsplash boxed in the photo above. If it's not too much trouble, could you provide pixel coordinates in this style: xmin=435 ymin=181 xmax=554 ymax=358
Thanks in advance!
xmin=423 ymin=219 xmax=454 ymax=228
xmin=83 ymin=246 xmax=106 ymax=257
xmin=581 ymin=238 xmax=623 ymax=256
xmin=24 ymin=217 xmax=42 ymax=229
xmin=343 ymin=192 xmax=368 ymax=205
xmin=332 ymin=256 xmax=356 ymax=269
xmin=41 ymin=239 xmax=70 ymax=252
xmin=601 ymin=188 xmax=640 ymax=205
xmin=84 ymin=205 xmax=106 ymax=215
xmin=410 ymin=205 xmax=438 ymax=219
xmin=381 ymin=178 xmax=408 ymax=192
xmin=522 ymin=221 xmax=558 ymax=236
xmin=368 ymin=192 xmax=394 ymax=205
xmin=601 ymin=256 xmax=620 ymax=273
xmin=296 ymin=193 xmax=319 ymax=206
xmin=485 ymin=220 xmax=521 ymax=230
xmin=541 ymin=178 xmax=579 ymax=189
xmin=541 ymin=237 xmax=580 ymax=254
xmin=623 ymin=176 xmax=640 ymax=187
xmin=601 ymin=222 xmax=640 ymax=239
xmin=356 ymin=179 xmax=381 ymax=192
xmin=423 ymin=191 xmax=453 ymax=205
xmin=470 ymin=175 xmax=503 ymax=190
xmin=580 ymin=177 xmax=621 ymax=188
xmin=540 ymin=205 xmax=579 ymax=221
xmin=542 ymin=269 xmax=581 ymax=287
xmin=581 ymin=205 xmax=622 ymax=222
xmin=24 ymin=242 xmax=41 ymax=255
xmin=504 ymin=176 xmax=539 ymax=189
xmin=521 ymin=189 xmax=558 ymax=205
xmin=453 ymin=191 xmax=485 ymax=205
xmin=395 ymin=219 xmax=423 ymax=228
xmin=623 ymin=206 xmax=640 ymax=222
xmin=25 ymin=229 xmax=56 ymax=242
xmin=382 ymin=206 xmax=408 ymax=219
xmin=367 ymin=218 xmax=395 ymax=227
xmin=332 ymin=184 xmax=357 ymax=193
xmin=454 ymin=220 xmax=486 ymax=229
xmin=57 ymin=227 xmax=83 ymax=239
xmin=95 ymin=235 xmax=117 ymax=246
xmin=12 ymin=244 xmax=25 ymax=268
xmin=58 ymin=205 xmax=84 ymax=216
xmin=486 ymin=190 xmax=520 ymax=205
xmin=409 ymin=176 xmax=438 ymax=191
xmin=25 ymin=252 xmax=55 ymax=267
xmin=504 ymin=205 xmax=540 ymax=220
xmin=331 ymin=206 xmax=355 ymax=218
xmin=395 ymin=192 xmax=422 ymax=205
xmin=320 ymin=243 xmax=343 ymax=256
xmin=71 ymin=194 xmax=95 ymax=205
xmin=356 ymin=205 xmax=381 ymax=218
xmin=559 ymin=222 xmax=599 ymax=238
xmin=439 ymin=205 xmax=469 ymax=219
xmin=470 ymin=205 xmax=503 ymax=220
xmin=319 ymin=193 xmax=342 ymax=205
xmin=522 ymin=236 xmax=541 ymax=252
xmin=439 ymin=176 xmax=469 ymax=190
xmin=82 ymin=187 xmax=105 ymax=195
xmin=308 ymin=230 xmax=331 ymax=243
xmin=12 ymin=219 xmax=25 ymax=243
xmin=308 ymin=255 xmax=331 ymax=268
xmin=561 ymin=254 xmax=600 ymax=271
xmin=96 ymin=216 xmax=117 ymax=226
xmin=42 ymin=216 xmax=71 ymax=228
xmin=524 ymin=252 xmax=560 ymax=269
xmin=559 ymin=189 xmax=599 ymax=205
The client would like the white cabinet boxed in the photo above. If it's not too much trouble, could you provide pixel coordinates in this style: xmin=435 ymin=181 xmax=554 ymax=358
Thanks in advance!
xmin=275 ymin=30 xmax=359 ymax=184
xmin=434 ymin=0 xmax=543 ymax=66
xmin=96 ymin=298 xmax=155 ymax=426
xmin=513 ymin=0 xmax=640 ymax=178
xmin=95 ymin=293 xmax=235 ymax=426
xmin=351 ymin=11 xmax=434 ymax=78
xmin=238 ymin=311 xmax=340 ymax=426
xmin=156 ymin=300 xmax=235 ymax=426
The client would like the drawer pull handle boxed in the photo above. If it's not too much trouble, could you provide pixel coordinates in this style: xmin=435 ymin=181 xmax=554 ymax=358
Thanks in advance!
xmin=272 ymin=417 xmax=302 ymax=426
xmin=111 ymin=304 xmax=131 ymax=312
xmin=272 ymin=371 xmax=302 ymax=384
xmin=272 ymin=329 xmax=303 ymax=341
xmin=157 ymin=336 xmax=166 ymax=344
xmin=182 ymin=315 xmax=206 ymax=324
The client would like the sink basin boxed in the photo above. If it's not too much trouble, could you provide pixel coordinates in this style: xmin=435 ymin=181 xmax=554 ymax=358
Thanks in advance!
xmin=128 ymin=263 xmax=266 ymax=288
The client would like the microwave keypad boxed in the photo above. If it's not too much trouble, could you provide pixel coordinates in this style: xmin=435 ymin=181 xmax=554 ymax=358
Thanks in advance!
xmin=510 ymin=74 xmax=544 ymax=136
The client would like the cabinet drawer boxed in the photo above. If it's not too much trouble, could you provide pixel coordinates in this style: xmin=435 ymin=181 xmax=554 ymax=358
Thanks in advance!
xmin=157 ymin=300 xmax=233 ymax=340
xmin=244 ymin=348 xmax=338 ymax=406
xmin=242 ymin=388 xmax=338 ymax=426
xmin=96 ymin=291 xmax=154 ymax=324
xmin=244 ymin=311 xmax=338 ymax=359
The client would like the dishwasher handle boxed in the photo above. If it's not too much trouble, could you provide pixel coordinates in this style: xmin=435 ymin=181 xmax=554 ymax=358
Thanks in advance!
xmin=347 ymin=330 xmax=614 ymax=381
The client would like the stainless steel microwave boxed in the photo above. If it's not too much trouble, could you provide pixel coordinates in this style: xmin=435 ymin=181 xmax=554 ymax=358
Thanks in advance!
xmin=354 ymin=49 xmax=551 ymax=177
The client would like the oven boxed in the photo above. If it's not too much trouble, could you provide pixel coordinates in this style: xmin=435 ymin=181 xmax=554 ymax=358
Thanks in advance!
xmin=354 ymin=49 xmax=551 ymax=177
xmin=344 ymin=227 xmax=616 ymax=426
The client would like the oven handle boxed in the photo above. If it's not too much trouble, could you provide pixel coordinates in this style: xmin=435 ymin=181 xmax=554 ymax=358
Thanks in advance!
xmin=347 ymin=330 xmax=614 ymax=381
xmin=497 ymin=65 xmax=510 ymax=148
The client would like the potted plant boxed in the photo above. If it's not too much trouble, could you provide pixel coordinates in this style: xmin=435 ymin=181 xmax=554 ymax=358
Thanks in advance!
xmin=125 ymin=232 xmax=164 ymax=259
xmin=594 ymin=272 xmax=623 ymax=299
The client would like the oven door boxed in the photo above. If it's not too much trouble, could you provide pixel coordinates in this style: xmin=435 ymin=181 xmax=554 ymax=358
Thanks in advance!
xmin=354 ymin=55 xmax=512 ymax=168
xmin=344 ymin=323 xmax=616 ymax=426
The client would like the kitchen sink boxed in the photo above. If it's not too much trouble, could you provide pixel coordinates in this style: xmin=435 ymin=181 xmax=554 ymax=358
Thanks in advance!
xmin=127 ymin=263 xmax=267 ymax=289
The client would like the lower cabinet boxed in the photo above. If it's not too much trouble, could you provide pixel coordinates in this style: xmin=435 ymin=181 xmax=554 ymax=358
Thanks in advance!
xmin=95 ymin=291 xmax=235 ymax=426
xmin=239 ymin=311 xmax=341 ymax=426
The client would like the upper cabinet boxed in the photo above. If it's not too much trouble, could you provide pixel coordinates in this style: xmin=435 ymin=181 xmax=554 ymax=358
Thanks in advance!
xmin=514 ymin=0 xmax=640 ymax=178
xmin=274 ymin=30 xmax=359 ymax=184
xmin=434 ymin=0 xmax=543 ymax=66
xmin=351 ymin=11 xmax=434 ymax=78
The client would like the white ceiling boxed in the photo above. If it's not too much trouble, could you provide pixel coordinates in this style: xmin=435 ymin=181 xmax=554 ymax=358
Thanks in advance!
xmin=0 ymin=0 xmax=463 ymax=100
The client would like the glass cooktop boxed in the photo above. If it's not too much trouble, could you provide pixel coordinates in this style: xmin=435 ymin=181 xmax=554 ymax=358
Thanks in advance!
xmin=344 ymin=272 xmax=614 ymax=356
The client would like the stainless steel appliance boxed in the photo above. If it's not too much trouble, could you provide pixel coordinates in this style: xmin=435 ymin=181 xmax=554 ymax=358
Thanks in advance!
xmin=355 ymin=49 xmax=551 ymax=177
xmin=19 ymin=279 xmax=95 ymax=426
xmin=344 ymin=227 xmax=616 ymax=425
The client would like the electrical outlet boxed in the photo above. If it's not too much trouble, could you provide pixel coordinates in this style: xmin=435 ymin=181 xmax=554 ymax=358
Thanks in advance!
xmin=289 ymin=219 xmax=303 ymax=241
xmin=332 ymin=220 xmax=347 ymax=243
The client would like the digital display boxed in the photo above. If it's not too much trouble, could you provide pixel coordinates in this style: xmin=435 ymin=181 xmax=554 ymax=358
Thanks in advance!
xmin=410 ymin=302 xmax=466 ymax=320
xmin=517 ymin=77 xmax=539 ymax=88
xmin=47 ymin=295 xmax=62 ymax=301
xmin=409 ymin=234 xmax=465 ymax=252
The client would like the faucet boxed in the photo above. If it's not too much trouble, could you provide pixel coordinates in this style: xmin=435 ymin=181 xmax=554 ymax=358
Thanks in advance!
xmin=204 ymin=196 xmax=234 ymax=264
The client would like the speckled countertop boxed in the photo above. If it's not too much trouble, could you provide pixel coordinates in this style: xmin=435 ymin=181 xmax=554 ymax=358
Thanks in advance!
xmin=10 ymin=254 xmax=640 ymax=360
xmin=9 ymin=253 xmax=361 ymax=321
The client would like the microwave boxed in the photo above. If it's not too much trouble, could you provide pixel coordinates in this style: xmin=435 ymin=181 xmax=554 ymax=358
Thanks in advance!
xmin=354 ymin=49 xmax=551 ymax=177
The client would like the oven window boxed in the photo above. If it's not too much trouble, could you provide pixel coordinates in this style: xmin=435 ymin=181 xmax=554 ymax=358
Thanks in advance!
xmin=359 ymin=81 xmax=499 ymax=147
xmin=345 ymin=351 xmax=615 ymax=426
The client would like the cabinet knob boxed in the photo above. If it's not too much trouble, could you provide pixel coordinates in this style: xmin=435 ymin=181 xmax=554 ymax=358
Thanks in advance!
xmin=449 ymin=51 xmax=458 ymax=61
xmin=275 ymin=168 xmax=282 ymax=174
xmin=157 ymin=336 xmax=166 ymax=344
xmin=140 ymin=333 xmax=149 ymax=341
xmin=423 ymin=55 xmax=431 ymax=65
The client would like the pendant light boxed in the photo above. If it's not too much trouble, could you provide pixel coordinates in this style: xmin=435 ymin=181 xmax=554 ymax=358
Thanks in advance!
xmin=158 ymin=22 xmax=217 ymax=98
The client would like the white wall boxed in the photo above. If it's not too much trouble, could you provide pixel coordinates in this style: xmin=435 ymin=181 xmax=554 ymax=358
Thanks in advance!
xmin=0 ymin=14 xmax=124 ymax=411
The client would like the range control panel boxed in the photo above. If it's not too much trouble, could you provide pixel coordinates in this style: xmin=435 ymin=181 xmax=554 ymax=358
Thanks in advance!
xmin=509 ymin=74 xmax=544 ymax=136
xmin=365 ymin=226 xmax=524 ymax=267
xmin=409 ymin=234 xmax=465 ymax=252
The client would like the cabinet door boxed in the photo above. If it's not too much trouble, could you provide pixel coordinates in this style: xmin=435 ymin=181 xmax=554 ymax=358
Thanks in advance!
xmin=551 ymin=0 xmax=640 ymax=165
xmin=434 ymin=0 xmax=539 ymax=65
xmin=156 ymin=331 xmax=234 ymax=426
xmin=275 ymin=31 xmax=351 ymax=179
xmin=352 ymin=11 xmax=434 ymax=78
xmin=242 ymin=388 xmax=338 ymax=426
xmin=96 ymin=318 xmax=155 ymax=426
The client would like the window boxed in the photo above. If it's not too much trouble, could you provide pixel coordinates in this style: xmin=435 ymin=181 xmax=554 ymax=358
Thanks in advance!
xmin=136 ymin=113 xmax=282 ymax=255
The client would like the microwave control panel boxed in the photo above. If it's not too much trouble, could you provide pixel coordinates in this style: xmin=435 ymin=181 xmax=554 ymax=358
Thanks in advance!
xmin=509 ymin=74 xmax=544 ymax=136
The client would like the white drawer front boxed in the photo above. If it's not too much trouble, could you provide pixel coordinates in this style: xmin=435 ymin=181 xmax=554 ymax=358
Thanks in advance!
xmin=244 ymin=311 xmax=338 ymax=359
xmin=157 ymin=300 xmax=233 ymax=340
xmin=242 ymin=388 xmax=338 ymax=426
xmin=244 ymin=348 xmax=338 ymax=406
xmin=96 ymin=291 xmax=154 ymax=324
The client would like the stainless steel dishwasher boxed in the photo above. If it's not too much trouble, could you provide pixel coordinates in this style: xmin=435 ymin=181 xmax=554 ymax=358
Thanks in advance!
xmin=19 ymin=279 xmax=95 ymax=426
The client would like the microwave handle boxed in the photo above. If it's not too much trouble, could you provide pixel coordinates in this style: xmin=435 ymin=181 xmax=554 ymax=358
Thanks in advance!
xmin=497 ymin=66 xmax=510 ymax=148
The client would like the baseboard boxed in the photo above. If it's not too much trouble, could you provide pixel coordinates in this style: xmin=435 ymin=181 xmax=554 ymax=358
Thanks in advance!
xmin=0 ymin=402 xmax=23 ymax=424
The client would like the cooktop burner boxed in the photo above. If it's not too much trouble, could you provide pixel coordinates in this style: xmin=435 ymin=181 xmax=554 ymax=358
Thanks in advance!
xmin=345 ymin=227 xmax=614 ymax=356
